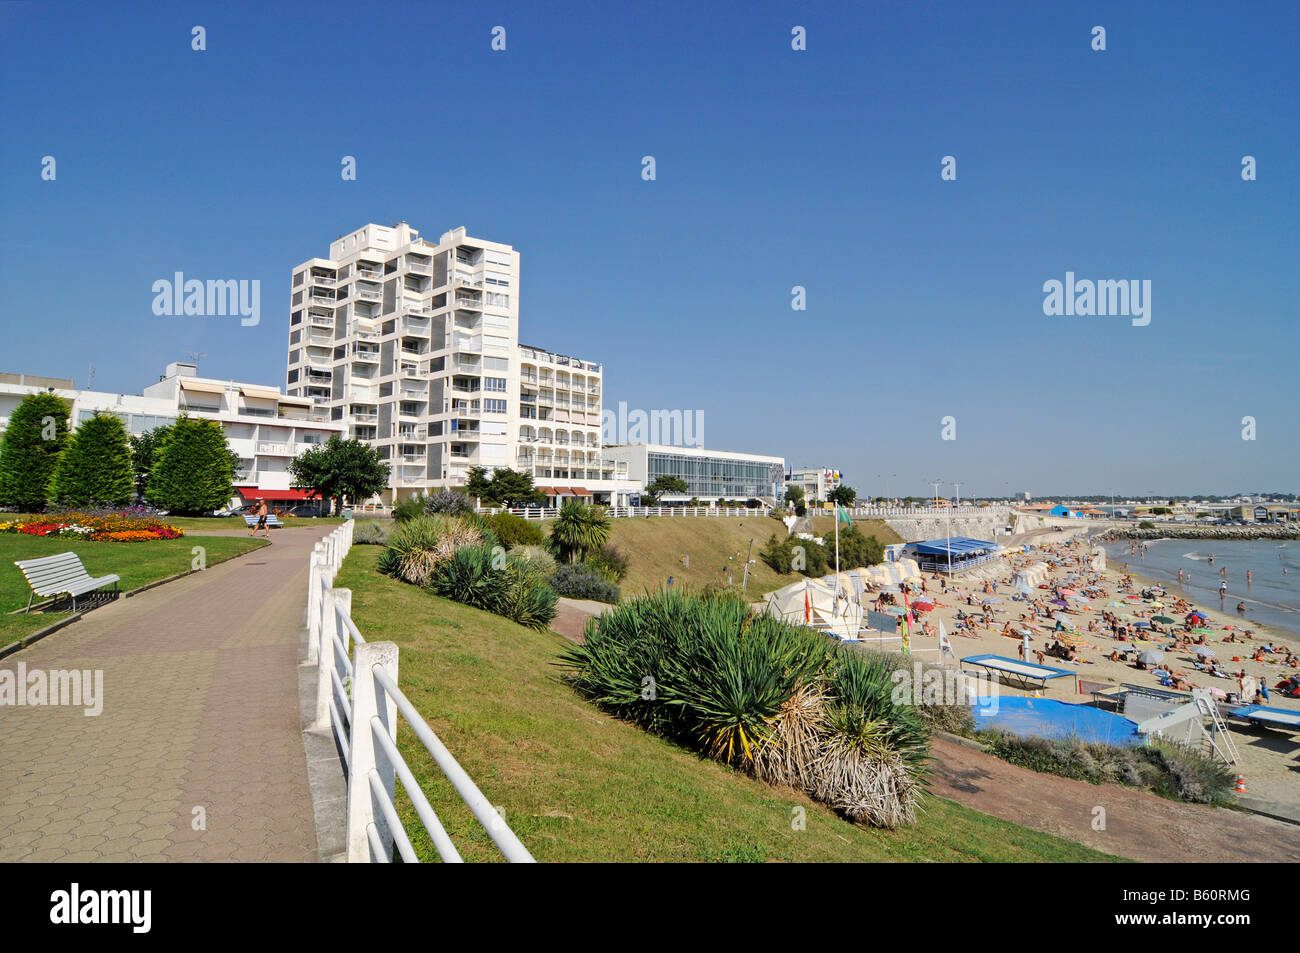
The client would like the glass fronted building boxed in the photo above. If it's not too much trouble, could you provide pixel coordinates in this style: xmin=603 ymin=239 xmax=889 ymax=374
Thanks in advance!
xmin=602 ymin=443 xmax=785 ymax=502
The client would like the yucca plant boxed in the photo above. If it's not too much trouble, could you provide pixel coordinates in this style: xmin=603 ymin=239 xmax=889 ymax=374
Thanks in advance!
xmin=547 ymin=498 xmax=611 ymax=564
xmin=378 ymin=514 xmax=484 ymax=586
xmin=427 ymin=544 xmax=509 ymax=612
xmin=496 ymin=555 xmax=559 ymax=630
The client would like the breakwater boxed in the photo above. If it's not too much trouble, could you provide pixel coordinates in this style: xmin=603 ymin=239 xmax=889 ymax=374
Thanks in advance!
xmin=1096 ymin=524 xmax=1300 ymax=542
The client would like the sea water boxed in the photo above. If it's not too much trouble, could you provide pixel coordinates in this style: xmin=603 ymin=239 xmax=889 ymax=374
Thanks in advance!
xmin=1100 ymin=538 xmax=1300 ymax=639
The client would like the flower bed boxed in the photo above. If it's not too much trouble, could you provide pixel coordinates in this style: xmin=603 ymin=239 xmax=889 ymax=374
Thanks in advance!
xmin=0 ymin=511 xmax=184 ymax=541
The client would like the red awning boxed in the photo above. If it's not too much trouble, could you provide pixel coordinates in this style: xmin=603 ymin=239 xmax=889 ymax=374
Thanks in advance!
xmin=546 ymin=486 xmax=571 ymax=495
xmin=237 ymin=487 xmax=316 ymax=501
xmin=569 ymin=487 xmax=590 ymax=496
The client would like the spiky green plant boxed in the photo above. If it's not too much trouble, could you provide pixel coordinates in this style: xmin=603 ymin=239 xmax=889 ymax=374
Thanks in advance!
xmin=496 ymin=554 xmax=559 ymax=630
xmin=427 ymin=544 xmax=509 ymax=612
xmin=547 ymin=498 xmax=611 ymax=563
xmin=378 ymin=514 xmax=483 ymax=586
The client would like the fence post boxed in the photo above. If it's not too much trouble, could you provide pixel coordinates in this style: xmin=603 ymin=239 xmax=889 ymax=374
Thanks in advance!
xmin=306 ymin=551 xmax=326 ymax=665
xmin=312 ymin=583 xmax=339 ymax=731
xmin=347 ymin=641 xmax=400 ymax=863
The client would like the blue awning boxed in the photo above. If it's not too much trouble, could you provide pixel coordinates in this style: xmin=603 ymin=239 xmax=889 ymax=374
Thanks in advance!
xmin=907 ymin=537 xmax=999 ymax=557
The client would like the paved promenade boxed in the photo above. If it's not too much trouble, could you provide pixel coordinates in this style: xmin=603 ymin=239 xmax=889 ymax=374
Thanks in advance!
xmin=0 ymin=527 xmax=324 ymax=862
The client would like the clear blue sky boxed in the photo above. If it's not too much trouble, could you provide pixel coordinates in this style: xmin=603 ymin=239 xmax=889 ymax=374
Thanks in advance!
xmin=2 ymin=0 xmax=1296 ymax=498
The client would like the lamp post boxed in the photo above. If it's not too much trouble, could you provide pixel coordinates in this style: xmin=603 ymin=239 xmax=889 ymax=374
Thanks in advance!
xmin=950 ymin=481 xmax=962 ymax=576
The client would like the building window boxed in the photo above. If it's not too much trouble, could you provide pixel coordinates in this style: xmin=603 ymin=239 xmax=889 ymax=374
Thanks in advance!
xmin=484 ymin=399 xmax=507 ymax=415
xmin=484 ymin=377 xmax=506 ymax=392
xmin=291 ymin=310 xmax=302 ymax=326
xmin=294 ymin=272 xmax=304 ymax=286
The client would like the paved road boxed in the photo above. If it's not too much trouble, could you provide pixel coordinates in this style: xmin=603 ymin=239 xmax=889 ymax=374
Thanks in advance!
xmin=0 ymin=528 xmax=322 ymax=862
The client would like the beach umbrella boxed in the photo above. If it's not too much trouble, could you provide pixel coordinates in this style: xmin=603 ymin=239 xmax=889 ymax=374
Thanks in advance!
xmin=1193 ymin=646 xmax=1216 ymax=658
xmin=1137 ymin=651 xmax=1165 ymax=664
xmin=1134 ymin=621 xmax=1151 ymax=628
xmin=1186 ymin=611 xmax=1206 ymax=621
xmin=1152 ymin=615 xmax=1175 ymax=624
xmin=982 ymin=596 xmax=1003 ymax=604
xmin=1058 ymin=631 xmax=1088 ymax=647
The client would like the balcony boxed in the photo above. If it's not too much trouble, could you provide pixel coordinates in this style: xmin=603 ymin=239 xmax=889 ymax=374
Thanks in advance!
xmin=309 ymin=315 xmax=334 ymax=329
xmin=401 ymin=315 xmax=431 ymax=336
xmin=453 ymin=296 xmax=483 ymax=311
xmin=405 ymin=258 xmax=432 ymax=275
xmin=256 ymin=441 xmax=297 ymax=456
xmin=452 ymin=274 xmax=483 ymax=289
xmin=356 ymin=268 xmax=384 ymax=281
xmin=309 ymin=293 xmax=336 ymax=306
xmin=357 ymin=289 xmax=382 ymax=302
xmin=350 ymin=412 xmax=379 ymax=423
xmin=352 ymin=348 xmax=379 ymax=363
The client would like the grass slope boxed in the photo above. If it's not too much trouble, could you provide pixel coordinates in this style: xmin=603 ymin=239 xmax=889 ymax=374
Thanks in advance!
xmin=335 ymin=546 xmax=1118 ymax=863
xmin=0 ymin=535 xmax=266 ymax=647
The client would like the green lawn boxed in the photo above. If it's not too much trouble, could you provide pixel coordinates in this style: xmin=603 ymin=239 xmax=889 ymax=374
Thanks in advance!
xmin=0 ymin=534 xmax=267 ymax=648
xmin=335 ymin=546 xmax=1119 ymax=862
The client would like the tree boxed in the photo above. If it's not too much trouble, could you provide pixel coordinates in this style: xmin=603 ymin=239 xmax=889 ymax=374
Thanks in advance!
xmin=827 ymin=485 xmax=857 ymax=507
xmin=547 ymin=499 xmax=611 ymax=564
xmin=465 ymin=466 xmax=493 ymax=500
xmin=783 ymin=484 xmax=807 ymax=517
xmin=145 ymin=415 xmax=237 ymax=514
xmin=836 ymin=526 xmax=884 ymax=570
xmin=50 ymin=411 xmax=134 ymax=507
xmin=485 ymin=467 xmax=547 ymax=507
xmin=0 ymin=392 xmax=70 ymax=511
xmin=642 ymin=475 xmax=689 ymax=504
xmin=289 ymin=434 xmax=390 ymax=515
xmin=129 ymin=425 xmax=170 ymax=500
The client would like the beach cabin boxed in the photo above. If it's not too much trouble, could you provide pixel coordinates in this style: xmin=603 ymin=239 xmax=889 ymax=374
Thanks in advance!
xmin=1048 ymin=504 xmax=1079 ymax=518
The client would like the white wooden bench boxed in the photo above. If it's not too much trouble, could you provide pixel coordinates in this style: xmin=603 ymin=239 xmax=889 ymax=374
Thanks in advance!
xmin=14 ymin=552 xmax=121 ymax=613
xmin=243 ymin=514 xmax=284 ymax=529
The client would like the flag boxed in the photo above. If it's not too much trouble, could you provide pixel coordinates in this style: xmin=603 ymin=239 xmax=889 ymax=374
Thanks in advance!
xmin=836 ymin=504 xmax=851 ymax=524
xmin=939 ymin=620 xmax=954 ymax=658
xmin=804 ymin=583 xmax=811 ymax=624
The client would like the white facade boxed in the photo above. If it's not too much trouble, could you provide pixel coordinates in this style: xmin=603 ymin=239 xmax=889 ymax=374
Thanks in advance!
xmin=0 ymin=363 xmax=346 ymax=495
xmin=287 ymin=222 xmax=637 ymax=505
xmin=786 ymin=466 xmax=842 ymax=503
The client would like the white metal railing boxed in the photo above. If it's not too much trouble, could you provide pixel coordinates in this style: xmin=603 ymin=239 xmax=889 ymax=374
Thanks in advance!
xmin=307 ymin=521 xmax=534 ymax=863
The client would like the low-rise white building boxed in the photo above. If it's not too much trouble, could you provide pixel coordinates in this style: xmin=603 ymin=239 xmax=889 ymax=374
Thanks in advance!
xmin=785 ymin=466 xmax=842 ymax=503
xmin=0 ymin=363 xmax=346 ymax=505
xmin=602 ymin=443 xmax=785 ymax=504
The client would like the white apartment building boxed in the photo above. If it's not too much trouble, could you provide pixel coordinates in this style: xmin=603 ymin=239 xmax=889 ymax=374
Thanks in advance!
xmin=286 ymin=222 xmax=637 ymax=505
xmin=0 ymin=363 xmax=346 ymax=505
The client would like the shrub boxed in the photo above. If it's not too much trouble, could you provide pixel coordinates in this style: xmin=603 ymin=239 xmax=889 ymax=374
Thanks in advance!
xmin=1138 ymin=520 xmax=1156 ymax=529
xmin=511 ymin=544 xmax=557 ymax=575
xmin=497 ymin=554 xmax=559 ymax=630
xmin=558 ymin=589 xmax=927 ymax=828
xmin=425 ymin=490 xmax=475 ymax=517
xmin=391 ymin=494 xmax=428 ymax=522
xmin=352 ymin=521 xmax=390 ymax=545
xmin=550 ymin=563 xmax=621 ymax=603
xmin=484 ymin=510 xmax=544 ymax=548
xmin=586 ymin=543 xmax=629 ymax=583
xmin=760 ymin=533 xmax=829 ymax=576
xmin=836 ymin=526 xmax=884 ymax=570
xmin=377 ymin=515 xmax=484 ymax=586
xmin=978 ymin=730 xmax=1235 ymax=804
xmin=427 ymin=544 xmax=509 ymax=612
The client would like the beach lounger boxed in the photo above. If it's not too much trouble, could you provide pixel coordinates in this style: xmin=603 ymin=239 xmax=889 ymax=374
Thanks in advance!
xmin=1229 ymin=705 xmax=1300 ymax=733
xmin=959 ymin=654 xmax=1076 ymax=691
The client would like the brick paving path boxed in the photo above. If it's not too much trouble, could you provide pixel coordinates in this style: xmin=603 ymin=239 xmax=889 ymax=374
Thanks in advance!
xmin=0 ymin=528 xmax=324 ymax=862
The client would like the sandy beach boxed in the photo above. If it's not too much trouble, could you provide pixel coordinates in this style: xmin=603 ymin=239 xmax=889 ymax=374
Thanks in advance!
xmin=901 ymin=525 xmax=1300 ymax=808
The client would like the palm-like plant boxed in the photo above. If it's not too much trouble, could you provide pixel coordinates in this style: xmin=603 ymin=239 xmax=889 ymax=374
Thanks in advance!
xmin=547 ymin=499 xmax=611 ymax=563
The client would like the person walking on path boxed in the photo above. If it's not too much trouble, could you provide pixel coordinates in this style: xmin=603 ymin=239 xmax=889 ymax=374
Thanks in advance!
xmin=249 ymin=499 xmax=273 ymax=542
